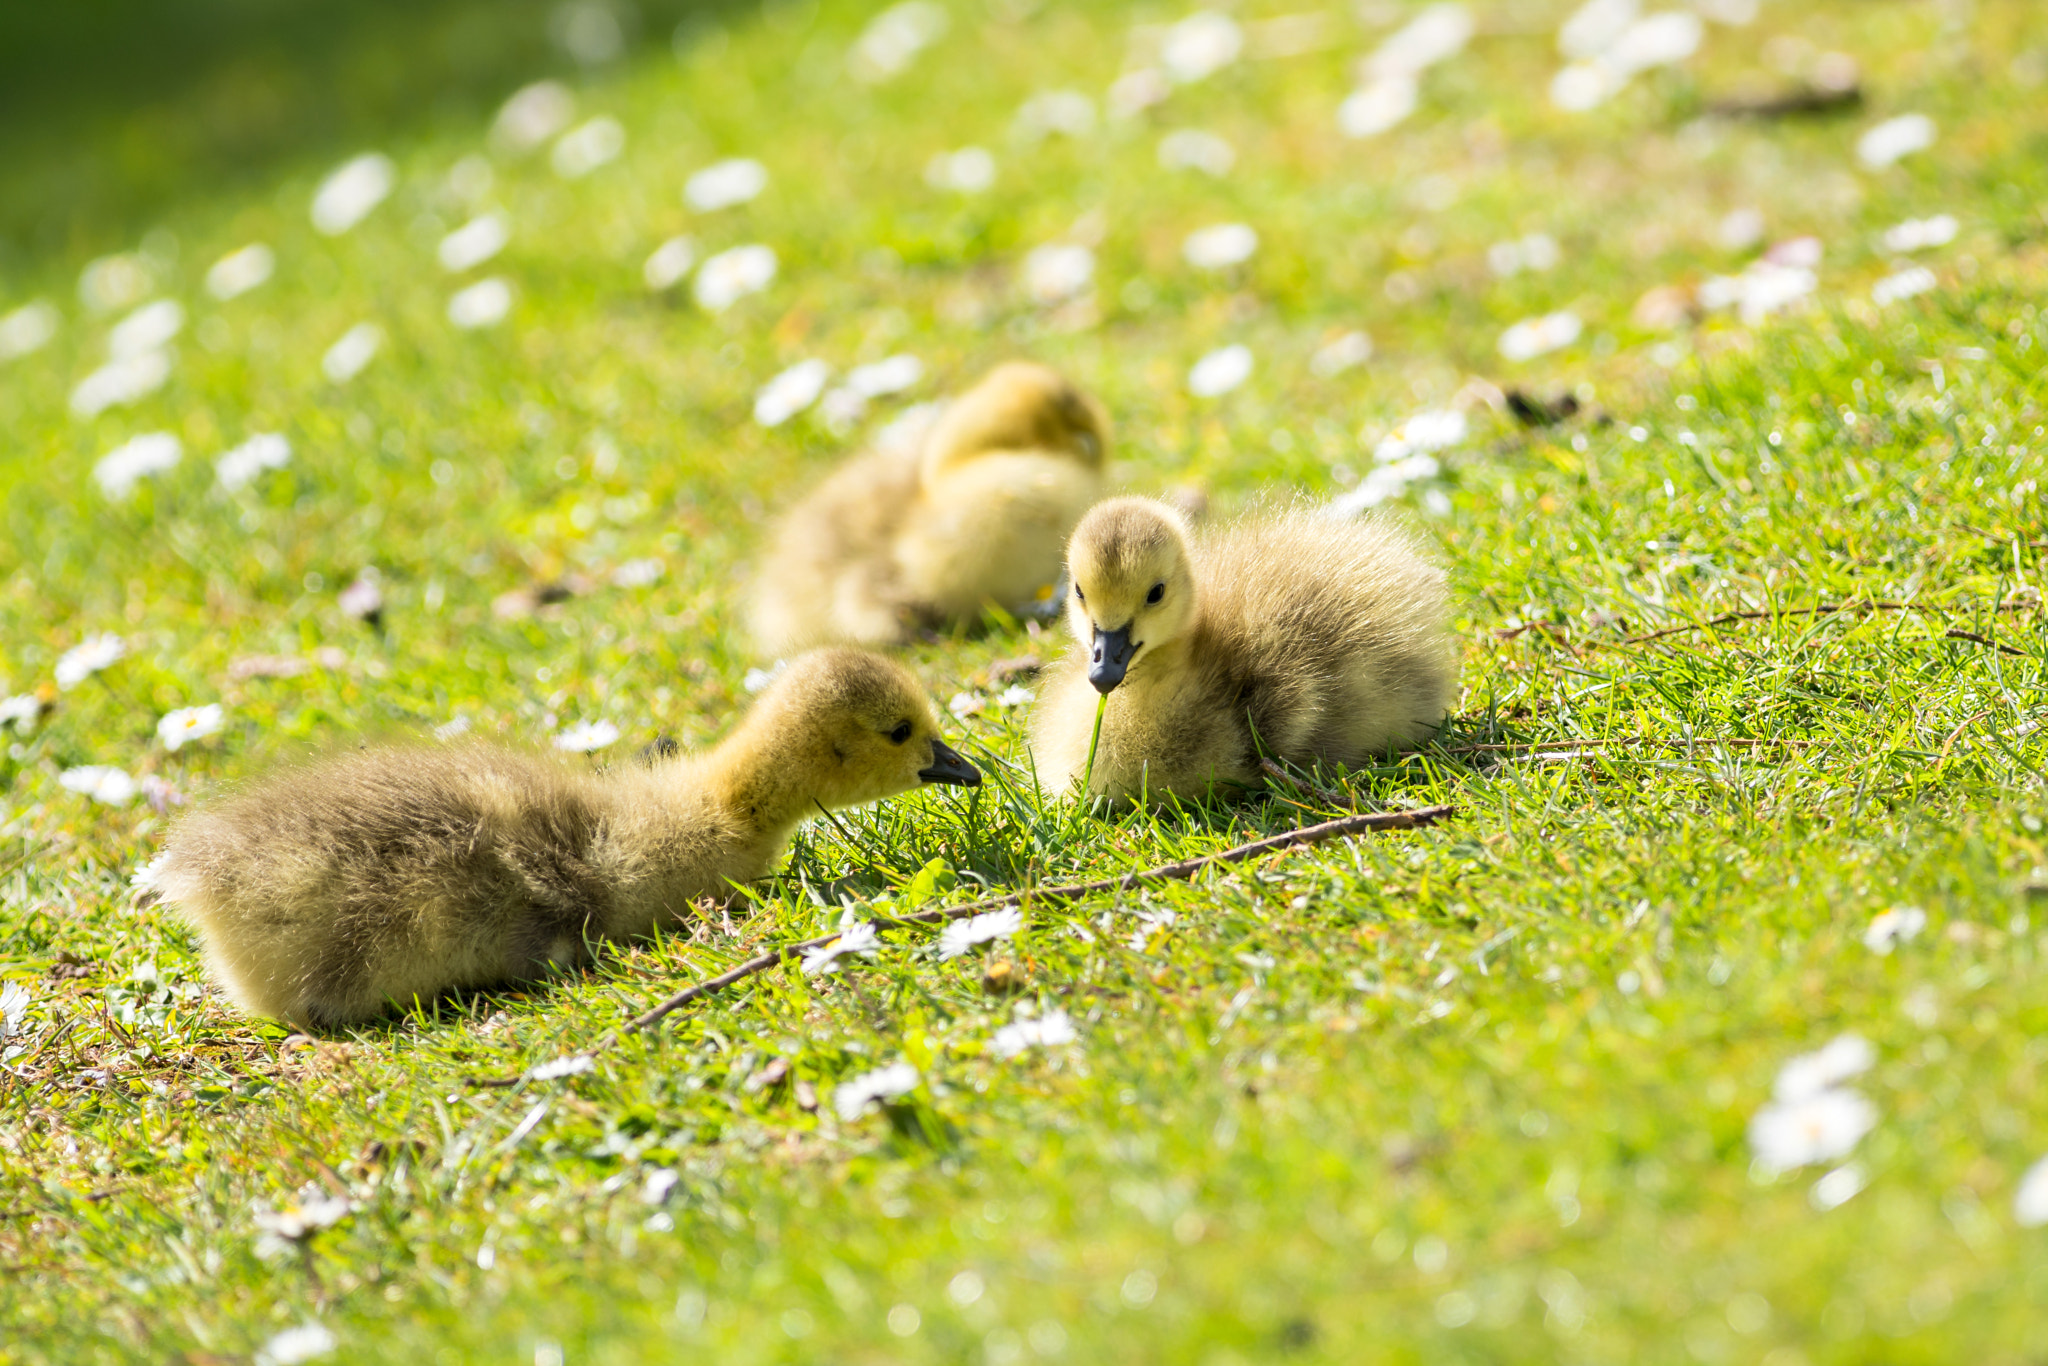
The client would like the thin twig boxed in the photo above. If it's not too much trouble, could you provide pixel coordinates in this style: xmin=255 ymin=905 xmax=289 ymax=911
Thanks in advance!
xmin=1440 ymin=736 xmax=1826 ymax=755
xmin=1943 ymin=628 xmax=2029 ymax=658
xmin=629 ymin=806 xmax=1455 ymax=1031
xmin=1617 ymin=600 xmax=2036 ymax=647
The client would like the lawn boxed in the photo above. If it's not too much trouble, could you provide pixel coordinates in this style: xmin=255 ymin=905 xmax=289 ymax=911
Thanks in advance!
xmin=4 ymin=0 xmax=2048 ymax=1361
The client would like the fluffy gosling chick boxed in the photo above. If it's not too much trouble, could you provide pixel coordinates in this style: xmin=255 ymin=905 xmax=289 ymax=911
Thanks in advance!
xmin=1031 ymin=497 xmax=1458 ymax=806
xmin=749 ymin=361 xmax=1110 ymax=653
xmin=151 ymin=650 xmax=980 ymax=1027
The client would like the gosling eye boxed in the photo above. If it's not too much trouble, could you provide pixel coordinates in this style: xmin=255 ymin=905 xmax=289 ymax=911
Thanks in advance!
xmin=1073 ymin=585 xmax=1086 ymax=604
xmin=1146 ymin=582 xmax=1166 ymax=604
xmin=888 ymin=721 xmax=913 ymax=745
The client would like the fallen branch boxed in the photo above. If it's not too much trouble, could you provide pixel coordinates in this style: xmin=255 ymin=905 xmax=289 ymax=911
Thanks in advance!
xmin=469 ymin=806 xmax=1454 ymax=1087
xmin=624 ymin=805 xmax=1454 ymax=1032
xmin=1618 ymin=600 xmax=2037 ymax=647
xmin=1943 ymin=628 xmax=2029 ymax=658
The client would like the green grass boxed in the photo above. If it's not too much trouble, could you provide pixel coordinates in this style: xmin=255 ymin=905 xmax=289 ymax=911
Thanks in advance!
xmin=5 ymin=0 xmax=2048 ymax=1361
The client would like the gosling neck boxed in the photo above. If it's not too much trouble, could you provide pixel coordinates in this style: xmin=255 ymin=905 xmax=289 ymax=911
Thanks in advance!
xmin=697 ymin=711 xmax=824 ymax=844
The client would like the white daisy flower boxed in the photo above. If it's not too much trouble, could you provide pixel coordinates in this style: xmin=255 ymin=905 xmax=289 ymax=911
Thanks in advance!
xmin=1549 ymin=62 xmax=1622 ymax=110
xmin=850 ymin=2 xmax=948 ymax=82
xmin=553 ymin=720 xmax=620 ymax=752
xmin=1022 ymin=244 xmax=1094 ymax=306
xmin=59 ymin=766 xmax=139 ymax=807
xmin=0 ymin=301 xmax=59 ymax=361
xmin=216 ymin=433 xmax=291 ymax=491
xmin=93 ymin=432 xmax=182 ymax=499
xmin=611 ymin=558 xmax=664 ymax=589
xmin=693 ymin=244 xmax=777 ymax=312
xmin=1487 ymin=233 xmax=1561 ymax=278
xmin=1558 ymin=0 xmax=1636 ymax=60
xmin=1498 ymin=311 xmax=1583 ymax=362
xmin=1857 ymin=114 xmax=1935 ymax=169
xmin=1187 ymin=344 xmax=1252 ymax=397
xmin=1363 ymin=4 xmax=1474 ymax=79
xmin=527 ymin=1054 xmax=596 ymax=1081
xmin=438 ymin=214 xmax=509 ymax=272
xmin=78 ymin=254 xmax=153 ymax=312
xmin=1372 ymin=409 xmax=1466 ymax=462
xmin=802 ymin=921 xmax=880 ymax=977
xmin=1338 ymin=77 xmax=1417 ymax=138
xmin=1107 ymin=68 xmax=1172 ymax=119
xmin=1183 ymin=223 xmax=1258 ymax=270
xmin=55 ymin=633 xmax=126 ymax=689
xmin=845 ymin=354 xmax=923 ymax=399
xmin=991 ymin=1007 xmax=1078 ymax=1059
xmin=205 ymin=244 xmax=275 ymax=301
xmin=755 ymin=359 xmax=832 ymax=427
xmin=1774 ymin=1034 xmax=1876 ymax=1103
xmin=925 ymin=147 xmax=996 ymax=193
xmin=448 ymin=277 xmax=513 ymax=329
xmin=255 ymin=1324 xmax=337 ymax=1366
xmin=1872 ymin=266 xmax=1937 ymax=306
xmin=253 ymin=1187 xmax=353 ymax=1252
xmin=338 ymin=572 xmax=383 ymax=621
xmin=311 ymin=153 xmax=396 ymax=235
xmin=833 ymin=1060 xmax=918 ymax=1119
xmin=1157 ymin=129 xmax=1235 ymax=177
xmin=158 ymin=704 xmax=225 ymax=751
xmin=937 ymin=907 xmax=1023 ymax=960
xmin=108 ymin=299 xmax=183 ymax=359
xmin=995 ymin=684 xmax=1034 ymax=709
xmin=948 ymin=691 xmax=984 ymax=720
xmin=0 ymin=980 xmax=31 ymax=1039
xmin=70 ymin=352 xmax=173 ymax=418
xmin=1716 ymin=207 xmax=1766 ymax=252
xmin=1311 ymin=331 xmax=1373 ymax=377
xmin=1861 ymin=906 xmax=1927 ymax=954
xmin=0 ymin=694 xmax=41 ymax=732
xmin=1748 ymin=1088 xmax=1877 ymax=1168
xmin=1015 ymin=90 xmax=1097 ymax=141
xmin=643 ymin=235 xmax=696 ymax=291
xmin=1160 ymin=11 xmax=1243 ymax=84
xmin=493 ymin=81 xmax=577 ymax=152
xmin=1882 ymin=215 xmax=1958 ymax=253
xmin=1327 ymin=455 xmax=1440 ymax=518
xmin=1809 ymin=1162 xmax=1868 ymax=1211
xmin=551 ymin=117 xmax=625 ymax=179
xmin=2014 ymin=1155 xmax=2048 ymax=1228
xmin=685 ymin=158 xmax=769 ymax=212
xmin=743 ymin=660 xmax=786 ymax=693
xmin=1605 ymin=11 xmax=1701 ymax=74
xmin=321 ymin=323 xmax=382 ymax=383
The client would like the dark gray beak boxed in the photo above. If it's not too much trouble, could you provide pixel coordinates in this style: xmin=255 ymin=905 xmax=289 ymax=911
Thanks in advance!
xmin=919 ymin=739 xmax=981 ymax=787
xmin=1088 ymin=625 xmax=1137 ymax=694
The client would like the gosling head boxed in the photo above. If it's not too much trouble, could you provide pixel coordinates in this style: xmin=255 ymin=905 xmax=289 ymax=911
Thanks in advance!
xmin=753 ymin=648 xmax=981 ymax=809
xmin=922 ymin=361 xmax=1110 ymax=477
xmin=1065 ymin=498 xmax=1197 ymax=695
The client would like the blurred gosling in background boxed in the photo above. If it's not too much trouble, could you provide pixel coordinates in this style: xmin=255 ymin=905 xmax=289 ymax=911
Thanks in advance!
xmin=150 ymin=650 xmax=979 ymax=1027
xmin=1032 ymin=497 xmax=1458 ymax=808
xmin=749 ymin=360 xmax=1110 ymax=653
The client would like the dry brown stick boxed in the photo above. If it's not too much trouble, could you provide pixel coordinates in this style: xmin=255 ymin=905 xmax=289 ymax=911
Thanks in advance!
xmin=1943 ymin=628 xmax=2030 ymax=658
xmin=624 ymin=805 xmax=1455 ymax=1033
xmin=467 ymin=805 xmax=1456 ymax=1087
xmin=1618 ymin=600 xmax=2037 ymax=647
xmin=1441 ymin=737 xmax=1826 ymax=755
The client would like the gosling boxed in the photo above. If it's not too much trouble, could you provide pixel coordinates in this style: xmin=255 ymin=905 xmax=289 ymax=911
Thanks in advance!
xmin=150 ymin=650 xmax=980 ymax=1027
xmin=748 ymin=360 xmax=1110 ymax=653
xmin=1031 ymin=497 xmax=1458 ymax=807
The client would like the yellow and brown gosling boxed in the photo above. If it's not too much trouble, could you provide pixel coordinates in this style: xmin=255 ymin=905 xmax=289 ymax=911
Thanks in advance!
xmin=1031 ymin=497 xmax=1458 ymax=807
xmin=748 ymin=360 xmax=1110 ymax=653
xmin=150 ymin=650 xmax=979 ymax=1027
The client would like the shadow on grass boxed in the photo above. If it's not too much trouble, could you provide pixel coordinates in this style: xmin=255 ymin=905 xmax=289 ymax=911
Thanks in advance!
xmin=0 ymin=0 xmax=751 ymax=259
